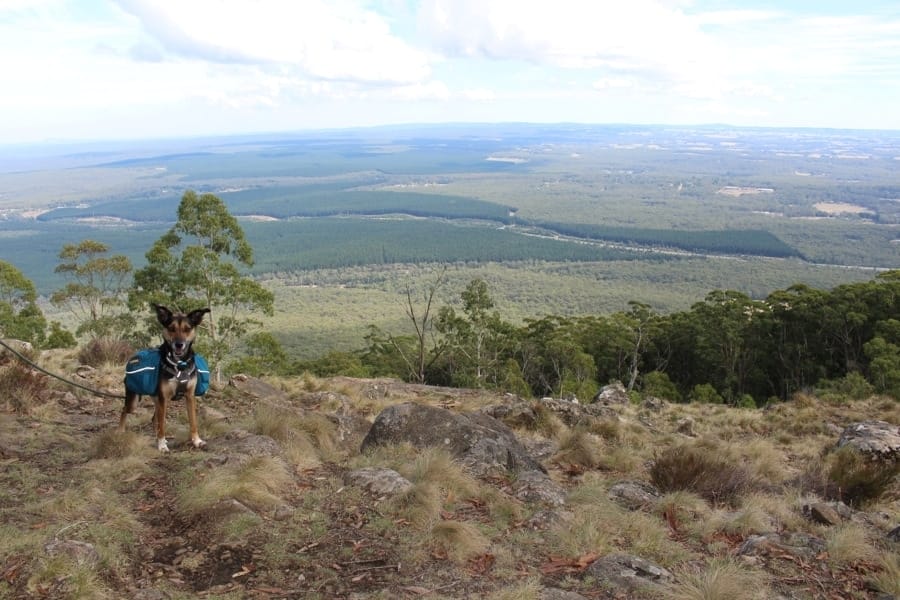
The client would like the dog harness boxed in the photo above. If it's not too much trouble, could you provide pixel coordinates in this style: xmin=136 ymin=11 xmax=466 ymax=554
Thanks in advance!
xmin=161 ymin=350 xmax=197 ymax=399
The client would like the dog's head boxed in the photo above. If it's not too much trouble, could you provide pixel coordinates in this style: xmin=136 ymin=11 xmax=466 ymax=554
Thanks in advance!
xmin=153 ymin=304 xmax=210 ymax=358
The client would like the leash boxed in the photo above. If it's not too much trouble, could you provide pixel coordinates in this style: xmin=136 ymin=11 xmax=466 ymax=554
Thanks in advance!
xmin=0 ymin=337 xmax=125 ymax=400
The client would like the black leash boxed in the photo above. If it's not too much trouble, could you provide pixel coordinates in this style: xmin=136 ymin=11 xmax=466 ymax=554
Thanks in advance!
xmin=0 ymin=337 xmax=125 ymax=400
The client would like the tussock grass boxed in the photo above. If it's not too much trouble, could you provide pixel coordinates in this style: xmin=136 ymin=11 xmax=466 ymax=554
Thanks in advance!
xmin=825 ymin=445 xmax=900 ymax=507
xmin=484 ymin=577 xmax=542 ymax=600
xmin=178 ymin=455 xmax=292 ymax=517
xmin=669 ymin=559 xmax=770 ymax=600
xmin=429 ymin=520 xmax=490 ymax=563
xmin=553 ymin=429 xmax=604 ymax=469
xmin=872 ymin=553 xmax=900 ymax=597
xmin=825 ymin=523 xmax=875 ymax=565
xmin=388 ymin=481 xmax=443 ymax=528
xmin=89 ymin=429 xmax=145 ymax=459
xmin=650 ymin=442 xmax=756 ymax=507
xmin=25 ymin=555 xmax=110 ymax=600
xmin=530 ymin=401 xmax=566 ymax=439
xmin=76 ymin=337 xmax=133 ymax=367
xmin=251 ymin=401 xmax=339 ymax=465
xmin=0 ymin=363 xmax=48 ymax=413
xmin=555 ymin=475 xmax=689 ymax=566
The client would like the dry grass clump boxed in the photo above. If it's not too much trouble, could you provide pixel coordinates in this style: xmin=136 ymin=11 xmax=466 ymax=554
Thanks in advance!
xmin=824 ymin=523 xmax=875 ymax=565
xmin=871 ymin=553 xmax=900 ymax=597
xmin=799 ymin=445 xmax=900 ymax=508
xmin=484 ymin=578 xmax=542 ymax=600
xmin=77 ymin=337 xmax=133 ymax=367
xmin=529 ymin=401 xmax=566 ymax=439
xmin=252 ymin=401 xmax=339 ymax=465
xmin=552 ymin=429 xmax=604 ymax=469
xmin=669 ymin=559 xmax=770 ymax=600
xmin=429 ymin=520 xmax=490 ymax=563
xmin=89 ymin=428 xmax=146 ymax=459
xmin=0 ymin=363 xmax=49 ymax=413
xmin=553 ymin=475 xmax=689 ymax=567
xmin=825 ymin=446 xmax=900 ymax=507
xmin=177 ymin=455 xmax=292 ymax=517
xmin=650 ymin=442 xmax=756 ymax=507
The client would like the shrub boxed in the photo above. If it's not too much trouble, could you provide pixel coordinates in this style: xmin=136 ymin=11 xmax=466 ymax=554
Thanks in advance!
xmin=689 ymin=383 xmax=724 ymax=404
xmin=826 ymin=445 xmax=900 ymax=507
xmin=0 ymin=363 xmax=48 ymax=413
xmin=642 ymin=370 xmax=682 ymax=402
xmin=650 ymin=443 xmax=754 ymax=506
xmin=736 ymin=394 xmax=757 ymax=409
xmin=77 ymin=337 xmax=134 ymax=367
xmin=816 ymin=371 xmax=874 ymax=402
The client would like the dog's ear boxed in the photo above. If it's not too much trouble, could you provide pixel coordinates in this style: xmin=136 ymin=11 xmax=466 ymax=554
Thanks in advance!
xmin=188 ymin=307 xmax=211 ymax=327
xmin=153 ymin=304 xmax=173 ymax=326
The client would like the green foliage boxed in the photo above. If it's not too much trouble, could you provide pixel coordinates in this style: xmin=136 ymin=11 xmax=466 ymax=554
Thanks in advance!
xmin=641 ymin=370 xmax=682 ymax=402
xmin=689 ymin=383 xmax=724 ymax=404
xmin=0 ymin=260 xmax=46 ymax=346
xmin=44 ymin=321 xmax=77 ymax=349
xmin=227 ymin=331 xmax=290 ymax=376
xmin=542 ymin=221 xmax=799 ymax=258
xmin=51 ymin=240 xmax=133 ymax=339
xmin=816 ymin=372 xmax=875 ymax=403
xmin=129 ymin=190 xmax=275 ymax=377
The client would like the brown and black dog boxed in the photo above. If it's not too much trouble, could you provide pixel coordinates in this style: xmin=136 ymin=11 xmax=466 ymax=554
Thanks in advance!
xmin=119 ymin=304 xmax=211 ymax=452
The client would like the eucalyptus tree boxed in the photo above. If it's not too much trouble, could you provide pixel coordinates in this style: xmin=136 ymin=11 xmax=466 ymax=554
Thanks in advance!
xmin=129 ymin=190 xmax=274 ymax=379
xmin=435 ymin=277 xmax=514 ymax=388
xmin=51 ymin=240 xmax=133 ymax=339
xmin=0 ymin=260 xmax=46 ymax=346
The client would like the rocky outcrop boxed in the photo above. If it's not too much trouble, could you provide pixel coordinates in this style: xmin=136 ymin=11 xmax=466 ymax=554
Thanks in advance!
xmin=608 ymin=480 xmax=660 ymax=510
xmin=591 ymin=382 xmax=629 ymax=406
xmin=837 ymin=420 xmax=900 ymax=461
xmin=361 ymin=402 xmax=545 ymax=476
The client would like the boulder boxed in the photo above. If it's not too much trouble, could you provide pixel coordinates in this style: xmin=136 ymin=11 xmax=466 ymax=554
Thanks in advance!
xmin=344 ymin=467 xmax=413 ymax=495
xmin=591 ymin=382 xmax=630 ymax=405
xmin=738 ymin=532 xmax=826 ymax=561
xmin=584 ymin=553 xmax=673 ymax=591
xmin=608 ymin=480 xmax=661 ymax=510
xmin=802 ymin=502 xmax=843 ymax=526
xmin=837 ymin=421 xmax=900 ymax=461
xmin=361 ymin=402 xmax=544 ymax=476
xmin=511 ymin=470 xmax=567 ymax=506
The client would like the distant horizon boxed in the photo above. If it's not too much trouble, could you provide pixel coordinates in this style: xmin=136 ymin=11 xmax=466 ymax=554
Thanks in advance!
xmin=4 ymin=120 xmax=900 ymax=152
xmin=2 ymin=2 xmax=899 ymax=144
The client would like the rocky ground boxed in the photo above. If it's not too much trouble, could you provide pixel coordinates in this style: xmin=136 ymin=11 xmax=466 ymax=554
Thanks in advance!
xmin=0 ymin=351 xmax=899 ymax=599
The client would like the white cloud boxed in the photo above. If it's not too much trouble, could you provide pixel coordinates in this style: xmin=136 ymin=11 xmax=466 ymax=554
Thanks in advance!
xmin=113 ymin=0 xmax=432 ymax=84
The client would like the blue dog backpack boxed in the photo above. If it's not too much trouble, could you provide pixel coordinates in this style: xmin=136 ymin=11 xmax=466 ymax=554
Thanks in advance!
xmin=124 ymin=348 xmax=160 ymax=396
xmin=124 ymin=348 xmax=210 ymax=396
xmin=194 ymin=354 xmax=210 ymax=396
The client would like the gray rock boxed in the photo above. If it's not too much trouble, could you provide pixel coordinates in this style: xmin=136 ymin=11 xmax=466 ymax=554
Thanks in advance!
xmin=738 ymin=532 xmax=826 ymax=560
xmin=511 ymin=470 xmax=567 ymax=506
xmin=676 ymin=416 xmax=697 ymax=436
xmin=641 ymin=396 xmax=667 ymax=411
xmin=592 ymin=382 xmax=629 ymax=405
xmin=481 ymin=403 xmax=539 ymax=429
xmin=584 ymin=553 xmax=673 ymax=590
xmin=344 ymin=467 xmax=413 ymax=495
xmin=837 ymin=420 xmax=900 ymax=461
xmin=361 ymin=402 xmax=544 ymax=476
xmin=608 ymin=480 xmax=660 ymax=510
xmin=887 ymin=525 xmax=900 ymax=544
xmin=803 ymin=502 xmax=843 ymax=526
xmin=216 ymin=429 xmax=283 ymax=461
xmin=44 ymin=539 xmax=100 ymax=566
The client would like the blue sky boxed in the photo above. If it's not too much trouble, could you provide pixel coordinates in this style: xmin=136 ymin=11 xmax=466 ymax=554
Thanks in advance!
xmin=2 ymin=0 xmax=899 ymax=143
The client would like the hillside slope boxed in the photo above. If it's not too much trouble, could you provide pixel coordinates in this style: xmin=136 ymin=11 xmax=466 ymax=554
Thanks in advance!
xmin=0 ymin=350 xmax=898 ymax=599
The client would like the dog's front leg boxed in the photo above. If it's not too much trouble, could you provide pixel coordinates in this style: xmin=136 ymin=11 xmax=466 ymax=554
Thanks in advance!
xmin=186 ymin=393 xmax=205 ymax=449
xmin=155 ymin=396 xmax=170 ymax=452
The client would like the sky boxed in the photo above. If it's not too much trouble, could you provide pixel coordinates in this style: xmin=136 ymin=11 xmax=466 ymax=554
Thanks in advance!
xmin=1 ymin=0 xmax=900 ymax=143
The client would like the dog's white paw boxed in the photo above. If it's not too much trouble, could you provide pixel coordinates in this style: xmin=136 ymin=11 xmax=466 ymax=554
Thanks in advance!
xmin=157 ymin=438 xmax=170 ymax=452
xmin=191 ymin=437 xmax=206 ymax=449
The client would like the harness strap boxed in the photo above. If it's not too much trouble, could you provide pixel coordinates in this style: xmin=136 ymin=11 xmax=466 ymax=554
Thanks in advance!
xmin=160 ymin=345 xmax=197 ymax=400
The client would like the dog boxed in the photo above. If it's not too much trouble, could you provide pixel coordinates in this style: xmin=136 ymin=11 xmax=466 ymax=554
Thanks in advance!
xmin=119 ymin=304 xmax=211 ymax=452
